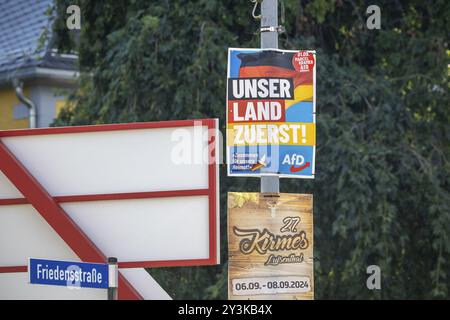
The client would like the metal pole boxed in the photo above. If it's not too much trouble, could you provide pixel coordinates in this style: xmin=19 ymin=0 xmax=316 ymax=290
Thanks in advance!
xmin=260 ymin=0 xmax=280 ymax=194
xmin=107 ymin=257 xmax=118 ymax=300
xmin=261 ymin=0 xmax=278 ymax=48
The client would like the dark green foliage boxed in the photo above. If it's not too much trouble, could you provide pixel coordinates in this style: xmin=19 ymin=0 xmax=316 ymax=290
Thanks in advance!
xmin=51 ymin=0 xmax=449 ymax=299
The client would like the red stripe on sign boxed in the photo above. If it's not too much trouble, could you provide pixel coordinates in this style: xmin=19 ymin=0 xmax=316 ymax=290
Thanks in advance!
xmin=0 ymin=189 xmax=209 ymax=206
xmin=119 ymin=258 xmax=215 ymax=269
xmin=0 ymin=260 xmax=216 ymax=273
xmin=207 ymin=119 xmax=218 ymax=264
xmin=118 ymin=272 xmax=144 ymax=300
xmin=0 ymin=119 xmax=213 ymax=137
xmin=54 ymin=189 xmax=209 ymax=203
xmin=228 ymin=100 xmax=285 ymax=123
xmin=0 ymin=266 xmax=27 ymax=273
xmin=0 ymin=198 xmax=28 ymax=205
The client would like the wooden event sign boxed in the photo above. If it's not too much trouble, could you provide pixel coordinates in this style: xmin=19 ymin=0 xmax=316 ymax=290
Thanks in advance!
xmin=228 ymin=192 xmax=313 ymax=300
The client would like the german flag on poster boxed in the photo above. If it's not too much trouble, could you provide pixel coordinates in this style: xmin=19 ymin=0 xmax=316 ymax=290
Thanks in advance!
xmin=226 ymin=48 xmax=316 ymax=179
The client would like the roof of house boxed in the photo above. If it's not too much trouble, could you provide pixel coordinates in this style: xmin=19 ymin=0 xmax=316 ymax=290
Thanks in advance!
xmin=0 ymin=0 xmax=77 ymax=86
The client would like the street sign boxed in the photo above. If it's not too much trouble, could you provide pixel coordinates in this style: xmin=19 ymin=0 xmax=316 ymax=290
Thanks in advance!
xmin=228 ymin=192 xmax=314 ymax=300
xmin=226 ymin=48 xmax=316 ymax=179
xmin=29 ymin=258 xmax=109 ymax=289
xmin=0 ymin=119 xmax=219 ymax=299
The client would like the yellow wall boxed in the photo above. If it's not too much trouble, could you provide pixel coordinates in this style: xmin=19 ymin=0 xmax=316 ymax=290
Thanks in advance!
xmin=55 ymin=100 xmax=70 ymax=117
xmin=0 ymin=88 xmax=29 ymax=130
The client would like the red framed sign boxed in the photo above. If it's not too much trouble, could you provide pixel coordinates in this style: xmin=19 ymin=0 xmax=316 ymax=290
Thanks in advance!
xmin=0 ymin=119 xmax=220 ymax=299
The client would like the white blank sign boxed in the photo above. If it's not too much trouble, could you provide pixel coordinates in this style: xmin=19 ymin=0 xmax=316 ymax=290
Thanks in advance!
xmin=0 ymin=119 xmax=219 ymax=270
xmin=61 ymin=196 xmax=210 ymax=262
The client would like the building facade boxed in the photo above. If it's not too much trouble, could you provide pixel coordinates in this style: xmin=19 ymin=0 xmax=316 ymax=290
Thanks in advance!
xmin=0 ymin=0 xmax=78 ymax=130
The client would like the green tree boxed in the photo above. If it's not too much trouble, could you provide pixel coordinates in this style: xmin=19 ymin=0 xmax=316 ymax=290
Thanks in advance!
xmin=51 ymin=0 xmax=449 ymax=299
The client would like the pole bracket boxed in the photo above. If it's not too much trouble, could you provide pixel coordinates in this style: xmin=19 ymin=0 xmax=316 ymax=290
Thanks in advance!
xmin=260 ymin=25 xmax=285 ymax=34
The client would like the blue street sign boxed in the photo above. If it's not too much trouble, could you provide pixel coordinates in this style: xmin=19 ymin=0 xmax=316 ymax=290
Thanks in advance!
xmin=28 ymin=258 xmax=109 ymax=289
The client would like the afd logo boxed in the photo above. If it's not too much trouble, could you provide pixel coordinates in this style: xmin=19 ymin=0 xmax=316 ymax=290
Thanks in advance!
xmin=282 ymin=154 xmax=310 ymax=173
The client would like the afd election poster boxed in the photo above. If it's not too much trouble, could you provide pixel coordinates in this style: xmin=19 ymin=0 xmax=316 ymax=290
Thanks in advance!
xmin=226 ymin=48 xmax=316 ymax=178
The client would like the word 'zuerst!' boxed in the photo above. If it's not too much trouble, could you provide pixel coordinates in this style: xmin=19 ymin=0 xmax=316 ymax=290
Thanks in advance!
xmin=36 ymin=264 xmax=103 ymax=284
xmin=229 ymin=78 xmax=294 ymax=99
xmin=232 ymin=124 xmax=307 ymax=145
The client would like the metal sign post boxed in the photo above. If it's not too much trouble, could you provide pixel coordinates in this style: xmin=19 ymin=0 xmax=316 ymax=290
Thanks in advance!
xmin=260 ymin=0 xmax=280 ymax=194
xmin=107 ymin=257 xmax=118 ymax=300
xmin=227 ymin=1 xmax=317 ymax=300
xmin=0 ymin=119 xmax=220 ymax=300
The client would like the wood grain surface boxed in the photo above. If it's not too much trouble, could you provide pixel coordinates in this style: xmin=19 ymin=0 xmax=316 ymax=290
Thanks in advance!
xmin=228 ymin=192 xmax=313 ymax=300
